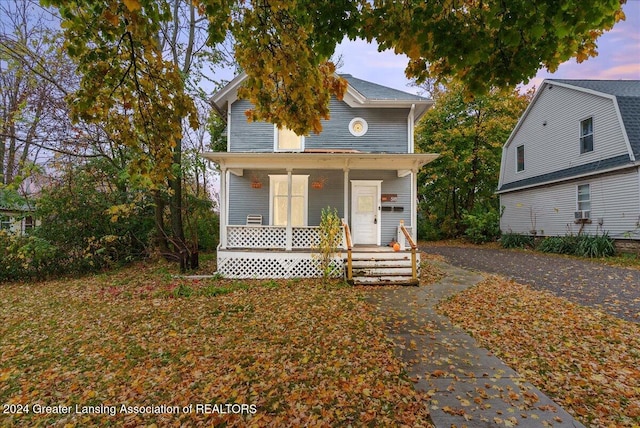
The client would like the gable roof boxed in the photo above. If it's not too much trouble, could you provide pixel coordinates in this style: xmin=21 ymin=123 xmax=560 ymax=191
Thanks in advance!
xmin=339 ymin=74 xmax=428 ymax=102
xmin=549 ymin=79 xmax=640 ymax=159
xmin=498 ymin=79 xmax=640 ymax=193
xmin=211 ymin=72 xmax=433 ymax=123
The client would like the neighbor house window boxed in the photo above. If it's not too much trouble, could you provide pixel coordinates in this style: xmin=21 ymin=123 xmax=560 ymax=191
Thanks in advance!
xmin=275 ymin=127 xmax=303 ymax=151
xmin=0 ymin=215 xmax=11 ymax=230
xmin=580 ymin=117 xmax=593 ymax=153
xmin=24 ymin=216 xmax=34 ymax=233
xmin=269 ymin=175 xmax=308 ymax=226
xmin=577 ymin=184 xmax=591 ymax=211
xmin=516 ymin=145 xmax=525 ymax=172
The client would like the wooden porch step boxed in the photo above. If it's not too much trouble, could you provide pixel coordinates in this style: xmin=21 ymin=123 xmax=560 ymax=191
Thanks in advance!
xmin=345 ymin=250 xmax=419 ymax=286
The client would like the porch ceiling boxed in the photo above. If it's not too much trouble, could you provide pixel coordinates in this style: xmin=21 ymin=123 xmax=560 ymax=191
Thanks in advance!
xmin=202 ymin=152 xmax=439 ymax=176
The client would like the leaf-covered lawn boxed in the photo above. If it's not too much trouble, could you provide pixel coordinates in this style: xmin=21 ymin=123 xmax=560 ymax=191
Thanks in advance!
xmin=438 ymin=276 xmax=640 ymax=427
xmin=1 ymin=262 xmax=431 ymax=427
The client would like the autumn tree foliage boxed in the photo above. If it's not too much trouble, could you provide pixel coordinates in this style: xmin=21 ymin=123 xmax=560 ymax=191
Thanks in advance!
xmin=416 ymin=82 xmax=532 ymax=239
xmin=40 ymin=0 xmax=625 ymax=265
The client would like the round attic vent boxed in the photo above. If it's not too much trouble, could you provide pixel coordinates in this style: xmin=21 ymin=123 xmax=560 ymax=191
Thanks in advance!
xmin=349 ymin=117 xmax=368 ymax=137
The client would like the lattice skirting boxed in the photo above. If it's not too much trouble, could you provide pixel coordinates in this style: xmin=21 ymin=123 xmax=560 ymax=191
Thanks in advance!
xmin=217 ymin=250 xmax=344 ymax=279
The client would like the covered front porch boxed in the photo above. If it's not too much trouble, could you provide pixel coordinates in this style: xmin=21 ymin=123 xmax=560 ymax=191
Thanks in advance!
xmin=203 ymin=152 xmax=436 ymax=280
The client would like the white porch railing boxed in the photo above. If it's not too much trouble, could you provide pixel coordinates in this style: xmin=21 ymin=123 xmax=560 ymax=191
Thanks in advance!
xmin=226 ymin=225 xmax=346 ymax=250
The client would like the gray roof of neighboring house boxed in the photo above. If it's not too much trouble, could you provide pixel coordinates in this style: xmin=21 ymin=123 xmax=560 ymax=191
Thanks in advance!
xmin=550 ymin=79 xmax=640 ymax=159
xmin=339 ymin=74 xmax=428 ymax=101
xmin=498 ymin=154 xmax=633 ymax=192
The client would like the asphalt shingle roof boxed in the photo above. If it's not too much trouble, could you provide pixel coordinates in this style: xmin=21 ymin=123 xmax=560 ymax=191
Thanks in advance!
xmin=340 ymin=74 xmax=429 ymax=101
xmin=498 ymin=154 xmax=633 ymax=192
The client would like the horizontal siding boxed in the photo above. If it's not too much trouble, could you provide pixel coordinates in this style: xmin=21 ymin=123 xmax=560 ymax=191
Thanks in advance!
xmin=500 ymin=168 xmax=640 ymax=239
xmin=305 ymin=99 xmax=409 ymax=153
xmin=502 ymin=85 xmax=629 ymax=186
xmin=228 ymin=170 xmax=345 ymax=226
xmin=228 ymin=169 xmax=414 ymax=245
xmin=229 ymin=99 xmax=273 ymax=152
xmin=349 ymin=170 xmax=411 ymax=245
xmin=229 ymin=98 xmax=410 ymax=153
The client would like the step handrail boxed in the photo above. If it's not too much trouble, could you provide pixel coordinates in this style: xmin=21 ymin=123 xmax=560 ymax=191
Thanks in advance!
xmin=399 ymin=220 xmax=418 ymax=281
xmin=342 ymin=219 xmax=353 ymax=282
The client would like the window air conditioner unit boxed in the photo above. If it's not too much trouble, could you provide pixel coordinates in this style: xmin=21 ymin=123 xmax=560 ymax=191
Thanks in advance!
xmin=574 ymin=210 xmax=591 ymax=220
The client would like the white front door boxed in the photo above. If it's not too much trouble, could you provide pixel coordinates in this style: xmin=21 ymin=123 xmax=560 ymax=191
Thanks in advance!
xmin=351 ymin=180 xmax=381 ymax=245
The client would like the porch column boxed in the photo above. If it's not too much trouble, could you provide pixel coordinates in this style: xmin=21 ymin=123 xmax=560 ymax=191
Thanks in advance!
xmin=219 ymin=166 xmax=228 ymax=249
xmin=286 ymin=169 xmax=293 ymax=250
xmin=343 ymin=168 xmax=349 ymax=225
xmin=411 ymin=169 xmax=418 ymax=242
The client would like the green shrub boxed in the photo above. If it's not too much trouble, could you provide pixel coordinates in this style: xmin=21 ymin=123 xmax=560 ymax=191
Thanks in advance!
xmin=462 ymin=209 xmax=501 ymax=244
xmin=0 ymin=232 xmax=63 ymax=281
xmin=500 ymin=232 xmax=534 ymax=249
xmin=575 ymin=234 xmax=616 ymax=258
xmin=537 ymin=236 xmax=575 ymax=254
xmin=313 ymin=207 xmax=342 ymax=280
xmin=537 ymin=234 xmax=615 ymax=258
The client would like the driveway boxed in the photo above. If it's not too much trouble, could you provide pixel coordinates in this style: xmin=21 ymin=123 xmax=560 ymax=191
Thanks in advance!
xmin=420 ymin=244 xmax=640 ymax=323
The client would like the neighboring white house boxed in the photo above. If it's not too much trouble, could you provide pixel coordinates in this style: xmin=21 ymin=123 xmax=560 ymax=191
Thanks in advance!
xmin=498 ymin=79 xmax=640 ymax=240
xmin=0 ymin=203 xmax=37 ymax=236
xmin=203 ymin=73 xmax=438 ymax=282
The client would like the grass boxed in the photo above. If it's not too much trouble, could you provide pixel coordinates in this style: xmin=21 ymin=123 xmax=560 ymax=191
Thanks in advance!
xmin=0 ymin=260 xmax=432 ymax=427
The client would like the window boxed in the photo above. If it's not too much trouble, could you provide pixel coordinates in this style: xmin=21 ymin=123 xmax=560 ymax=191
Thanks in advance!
xmin=580 ymin=117 xmax=593 ymax=153
xmin=516 ymin=145 xmax=525 ymax=172
xmin=24 ymin=216 xmax=34 ymax=233
xmin=0 ymin=215 xmax=11 ymax=231
xmin=269 ymin=175 xmax=308 ymax=226
xmin=349 ymin=117 xmax=368 ymax=136
xmin=275 ymin=127 xmax=303 ymax=151
xmin=577 ymin=184 xmax=591 ymax=211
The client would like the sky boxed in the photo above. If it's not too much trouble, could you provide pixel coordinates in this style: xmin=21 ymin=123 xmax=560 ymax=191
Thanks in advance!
xmin=331 ymin=0 xmax=640 ymax=96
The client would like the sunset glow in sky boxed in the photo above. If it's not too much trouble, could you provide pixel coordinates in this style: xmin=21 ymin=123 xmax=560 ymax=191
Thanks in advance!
xmin=333 ymin=1 xmax=640 ymax=95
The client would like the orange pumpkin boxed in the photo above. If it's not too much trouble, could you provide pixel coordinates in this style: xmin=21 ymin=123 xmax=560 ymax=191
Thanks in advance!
xmin=393 ymin=242 xmax=400 ymax=252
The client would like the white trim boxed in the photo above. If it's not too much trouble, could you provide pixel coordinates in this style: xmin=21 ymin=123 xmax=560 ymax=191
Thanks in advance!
xmin=203 ymin=152 xmax=438 ymax=172
xmin=226 ymin=109 xmax=231 ymax=152
xmin=220 ymin=168 xmax=228 ymax=249
xmin=411 ymin=170 xmax=418 ymax=242
xmin=350 ymin=180 xmax=382 ymax=246
xmin=408 ymin=104 xmax=415 ymax=153
xmin=343 ymin=169 xmax=350 ymax=225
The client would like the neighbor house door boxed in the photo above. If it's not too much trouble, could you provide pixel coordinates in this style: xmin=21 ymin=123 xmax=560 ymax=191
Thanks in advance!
xmin=351 ymin=180 xmax=382 ymax=245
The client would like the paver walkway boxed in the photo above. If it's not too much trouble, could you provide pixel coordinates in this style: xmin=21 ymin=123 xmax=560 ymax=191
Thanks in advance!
xmin=366 ymin=261 xmax=585 ymax=427
xmin=421 ymin=244 xmax=640 ymax=323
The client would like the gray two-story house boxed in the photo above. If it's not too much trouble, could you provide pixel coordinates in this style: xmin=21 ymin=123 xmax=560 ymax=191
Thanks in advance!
xmin=204 ymin=73 xmax=437 ymax=280
xmin=498 ymin=79 xmax=640 ymax=241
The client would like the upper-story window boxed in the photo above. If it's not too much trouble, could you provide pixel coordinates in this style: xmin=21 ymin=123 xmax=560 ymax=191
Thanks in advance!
xmin=580 ymin=117 xmax=593 ymax=154
xmin=516 ymin=144 xmax=525 ymax=172
xmin=275 ymin=127 xmax=304 ymax=152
